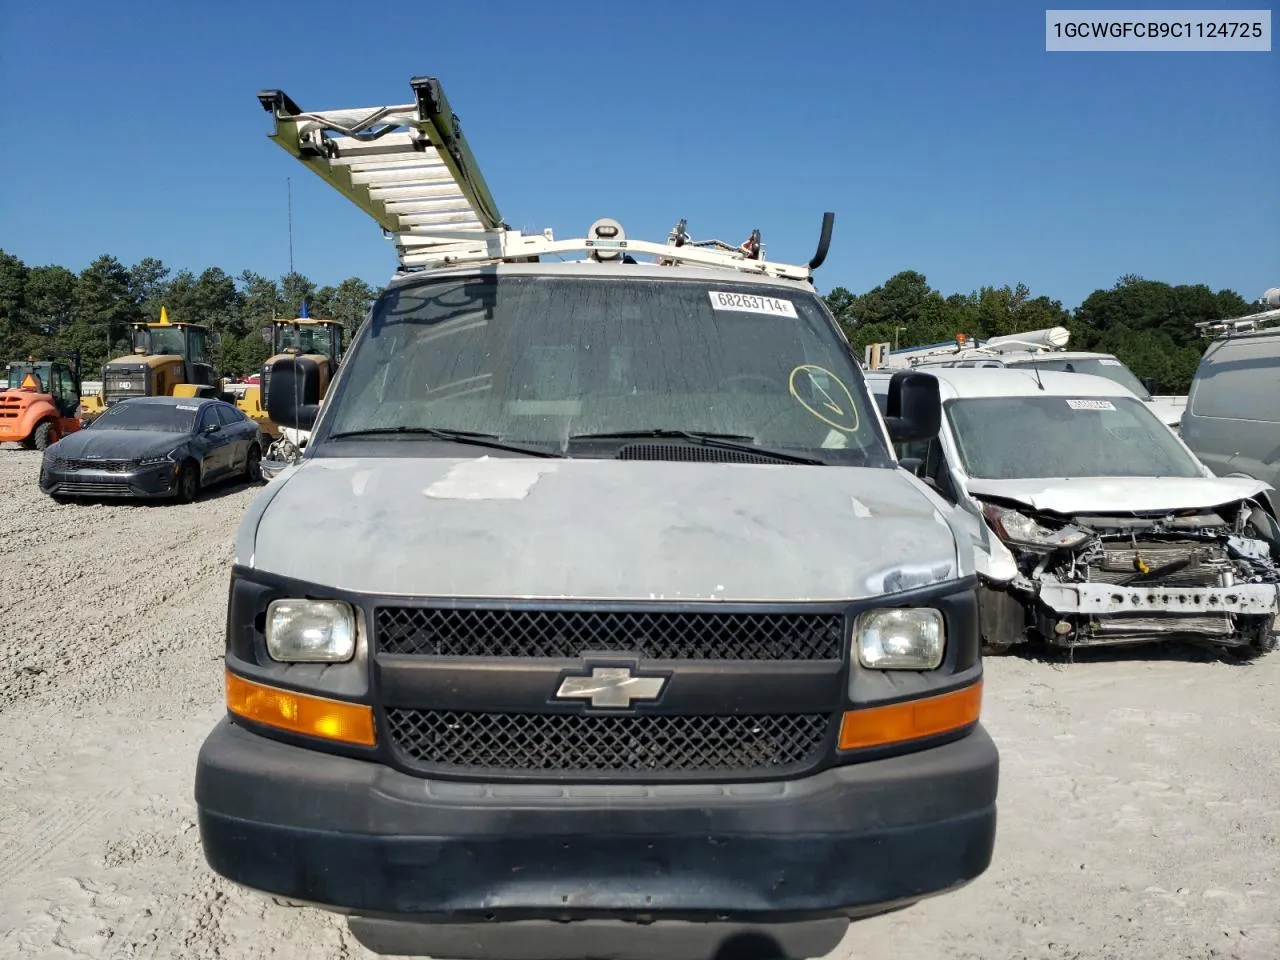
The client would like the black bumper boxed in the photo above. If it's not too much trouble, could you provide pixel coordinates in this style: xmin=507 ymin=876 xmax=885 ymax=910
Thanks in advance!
xmin=196 ymin=717 xmax=998 ymax=925
xmin=38 ymin=463 xmax=177 ymax=499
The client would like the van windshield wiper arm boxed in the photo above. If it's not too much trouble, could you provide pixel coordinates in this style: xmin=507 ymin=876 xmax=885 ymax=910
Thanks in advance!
xmin=327 ymin=426 xmax=562 ymax=458
xmin=566 ymin=429 xmax=826 ymax=465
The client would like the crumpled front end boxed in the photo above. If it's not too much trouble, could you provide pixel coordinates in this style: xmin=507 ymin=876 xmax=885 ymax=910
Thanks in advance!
xmin=978 ymin=497 xmax=1280 ymax=656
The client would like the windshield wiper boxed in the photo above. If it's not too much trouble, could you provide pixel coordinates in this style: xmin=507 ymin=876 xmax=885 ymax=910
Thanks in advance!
xmin=327 ymin=426 xmax=562 ymax=458
xmin=566 ymin=429 xmax=826 ymax=465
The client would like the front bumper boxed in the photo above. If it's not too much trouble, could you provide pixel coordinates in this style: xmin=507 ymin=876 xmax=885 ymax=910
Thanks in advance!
xmin=38 ymin=460 xmax=179 ymax=499
xmin=196 ymin=717 xmax=997 ymax=953
xmin=1039 ymin=581 xmax=1280 ymax=617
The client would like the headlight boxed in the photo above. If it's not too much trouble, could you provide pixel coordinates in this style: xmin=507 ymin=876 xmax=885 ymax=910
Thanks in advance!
xmin=982 ymin=504 xmax=1089 ymax=550
xmin=265 ymin=599 xmax=356 ymax=662
xmin=137 ymin=453 xmax=173 ymax=466
xmin=856 ymin=608 xmax=945 ymax=670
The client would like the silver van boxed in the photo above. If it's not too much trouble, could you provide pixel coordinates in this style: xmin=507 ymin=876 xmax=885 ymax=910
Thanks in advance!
xmin=1181 ymin=307 xmax=1280 ymax=507
xmin=196 ymin=78 xmax=1000 ymax=960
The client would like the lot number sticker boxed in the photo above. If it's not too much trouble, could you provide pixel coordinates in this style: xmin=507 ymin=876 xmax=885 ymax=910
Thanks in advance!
xmin=1065 ymin=398 xmax=1115 ymax=411
xmin=708 ymin=291 xmax=798 ymax=318
xmin=1097 ymin=358 xmax=1122 ymax=366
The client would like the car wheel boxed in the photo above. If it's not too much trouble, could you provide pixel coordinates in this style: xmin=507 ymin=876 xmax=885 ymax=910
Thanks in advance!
xmin=32 ymin=421 xmax=56 ymax=450
xmin=175 ymin=462 xmax=200 ymax=504
xmin=243 ymin=444 xmax=262 ymax=483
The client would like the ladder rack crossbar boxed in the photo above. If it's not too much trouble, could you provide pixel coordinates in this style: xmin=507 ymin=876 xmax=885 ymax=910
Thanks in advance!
xmin=1195 ymin=307 xmax=1280 ymax=338
xmin=393 ymin=231 xmax=814 ymax=280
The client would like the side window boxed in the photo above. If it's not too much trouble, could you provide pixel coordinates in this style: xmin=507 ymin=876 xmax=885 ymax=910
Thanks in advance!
xmin=55 ymin=366 xmax=75 ymax=399
xmin=190 ymin=329 xmax=209 ymax=363
xmin=55 ymin=367 xmax=78 ymax=415
xmin=196 ymin=406 xmax=218 ymax=433
xmin=215 ymin=404 xmax=241 ymax=426
xmin=894 ymin=438 xmax=960 ymax=503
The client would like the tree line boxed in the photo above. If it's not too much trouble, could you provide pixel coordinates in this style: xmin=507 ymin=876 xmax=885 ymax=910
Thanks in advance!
xmin=823 ymin=270 xmax=1260 ymax=393
xmin=0 ymin=248 xmax=1261 ymax=393
xmin=0 ymin=250 xmax=377 ymax=378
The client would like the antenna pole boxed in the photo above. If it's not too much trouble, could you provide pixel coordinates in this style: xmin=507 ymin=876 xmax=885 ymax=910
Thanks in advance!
xmin=287 ymin=177 xmax=294 ymax=275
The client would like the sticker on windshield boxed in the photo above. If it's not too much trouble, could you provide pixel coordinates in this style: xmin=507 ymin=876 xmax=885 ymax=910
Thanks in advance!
xmin=1065 ymin=398 xmax=1115 ymax=411
xmin=1097 ymin=358 xmax=1122 ymax=366
xmin=176 ymin=404 xmax=199 ymax=411
xmin=708 ymin=291 xmax=798 ymax=318
xmin=789 ymin=364 xmax=860 ymax=432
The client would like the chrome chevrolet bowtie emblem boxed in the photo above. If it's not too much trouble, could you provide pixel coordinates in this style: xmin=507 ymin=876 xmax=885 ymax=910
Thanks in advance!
xmin=554 ymin=666 xmax=667 ymax=709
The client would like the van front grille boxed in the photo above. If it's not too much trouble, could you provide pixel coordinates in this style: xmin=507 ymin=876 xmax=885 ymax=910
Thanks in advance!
xmin=375 ymin=607 xmax=845 ymax=661
xmin=385 ymin=708 xmax=830 ymax=775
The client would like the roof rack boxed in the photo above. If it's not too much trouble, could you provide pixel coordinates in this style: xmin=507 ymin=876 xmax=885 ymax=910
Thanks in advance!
xmin=870 ymin=326 xmax=1071 ymax=370
xmin=1195 ymin=306 xmax=1280 ymax=339
xmin=257 ymin=76 xmax=833 ymax=282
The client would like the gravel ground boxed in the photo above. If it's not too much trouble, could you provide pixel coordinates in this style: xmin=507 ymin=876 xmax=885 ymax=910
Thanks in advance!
xmin=1 ymin=447 xmax=1277 ymax=959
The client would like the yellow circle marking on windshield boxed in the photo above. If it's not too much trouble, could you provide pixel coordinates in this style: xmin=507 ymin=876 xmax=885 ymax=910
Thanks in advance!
xmin=788 ymin=365 xmax=860 ymax=433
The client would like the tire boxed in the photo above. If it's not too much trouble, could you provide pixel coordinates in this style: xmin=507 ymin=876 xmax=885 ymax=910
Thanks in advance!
xmin=243 ymin=444 xmax=262 ymax=483
xmin=1231 ymin=632 xmax=1279 ymax=662
xmin=32 ymin=421 xmax=55 ymax=451
xmin=175 ymin=461 xmax=200 ymax=504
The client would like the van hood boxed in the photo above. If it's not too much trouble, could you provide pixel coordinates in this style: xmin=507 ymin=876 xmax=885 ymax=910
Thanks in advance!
xmin=965 ymin=475 xmax=1275 ymax=515
xmin=244 ymin=455 xmax=961 ymax=602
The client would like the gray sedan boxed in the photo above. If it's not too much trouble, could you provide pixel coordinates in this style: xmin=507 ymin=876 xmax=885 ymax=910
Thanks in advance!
xmin=39 ymin=396 xmax=264 ymax=503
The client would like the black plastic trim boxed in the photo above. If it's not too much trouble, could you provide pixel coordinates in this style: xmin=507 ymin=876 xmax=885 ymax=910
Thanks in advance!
xmin=222 ymin=565 xmax=982 ymax=784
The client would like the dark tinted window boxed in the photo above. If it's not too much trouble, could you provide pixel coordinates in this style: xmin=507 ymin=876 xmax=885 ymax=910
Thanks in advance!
xmin=1190 ymin=335 xmax=1280 ymax=423
xmin=214 ymin=404 xmax=242 ymax=425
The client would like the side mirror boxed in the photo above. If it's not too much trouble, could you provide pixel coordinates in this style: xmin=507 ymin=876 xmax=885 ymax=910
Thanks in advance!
xmin=265 ymin=356 xmax=320 ymax=432
xmin=883 ymin=371 xmax=941 ymax=444
xmin=204 ymin=422 xmax=221 ymax=435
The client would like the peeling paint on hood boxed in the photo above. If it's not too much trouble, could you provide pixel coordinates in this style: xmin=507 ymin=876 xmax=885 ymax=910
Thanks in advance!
xmin=966 ymin=476 xmax=1276 ymax=515
xmin=248 ymin=456 xmax=960 ymax=602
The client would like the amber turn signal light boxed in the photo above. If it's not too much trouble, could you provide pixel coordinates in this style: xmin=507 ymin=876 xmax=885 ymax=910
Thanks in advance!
xmin=225 ymin=669 xmax=376 ymax=747
xmin=838 ymin=679 xmax=982 ymax=750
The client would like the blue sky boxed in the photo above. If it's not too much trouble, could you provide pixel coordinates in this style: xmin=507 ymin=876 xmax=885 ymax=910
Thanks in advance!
xmin=1 ymin=1 xmax=1275 ymax=308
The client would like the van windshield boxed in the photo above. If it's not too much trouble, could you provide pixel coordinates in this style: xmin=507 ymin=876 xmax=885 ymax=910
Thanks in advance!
xmin=321 ymin=275 xmax=890 ymax=465
xmin=946 ymin=395 xmax=1202 ymax=480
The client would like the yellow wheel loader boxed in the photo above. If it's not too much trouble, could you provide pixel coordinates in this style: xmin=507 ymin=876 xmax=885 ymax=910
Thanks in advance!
xmin=237 ymin=306 xmax=345 ymax=443
xmin=89 ymin=306 xmax=222 ymax=411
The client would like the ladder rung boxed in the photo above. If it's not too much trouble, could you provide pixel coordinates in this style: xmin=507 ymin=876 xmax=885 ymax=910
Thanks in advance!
xmin=399 ymin=212 xmax=487 ymax=228
xmin=384 ymin=197 xmax=476 ymax=216
xmin=368 ymin=182 xmax=471 ymax=202
xmin=351 ymin=165 xmax=454 ymax=186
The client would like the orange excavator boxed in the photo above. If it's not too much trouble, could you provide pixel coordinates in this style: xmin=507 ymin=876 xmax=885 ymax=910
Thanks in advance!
xmin=0 ymin=354 xmax=85 ymax=450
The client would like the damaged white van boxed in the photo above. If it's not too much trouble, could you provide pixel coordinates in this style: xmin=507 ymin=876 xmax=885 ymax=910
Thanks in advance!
xmin=867 ymin=367 xmax=1280 ymax=657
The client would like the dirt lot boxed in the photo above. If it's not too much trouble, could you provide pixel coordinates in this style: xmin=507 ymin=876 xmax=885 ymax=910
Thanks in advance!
xmin=1 ymin=448 xmax=1277 ymax=960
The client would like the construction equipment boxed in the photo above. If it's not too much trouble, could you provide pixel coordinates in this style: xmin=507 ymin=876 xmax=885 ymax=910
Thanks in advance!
xmin=236 ymin=303 xmax=346 ymax=455
xmin=0 ymin=354 xmax=84 ymax=450
xmin=254 ymin=77 xmax=832 ymax=472
xmin=92 ymin=306 xmax=221 ymax=410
